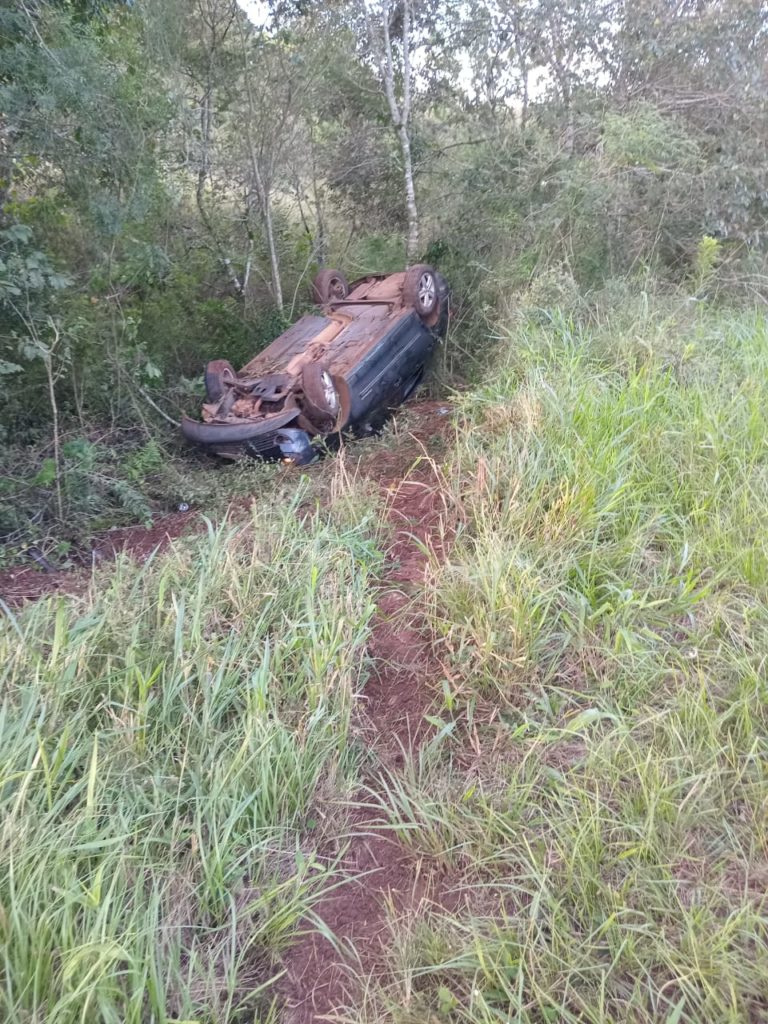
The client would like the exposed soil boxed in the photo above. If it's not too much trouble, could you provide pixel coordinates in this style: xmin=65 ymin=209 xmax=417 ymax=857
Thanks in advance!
xmin=279 ymin=464 xmax=455 ymax=1023
xmin=0 ymin=398 xmax=457 ymax=1023
xmin=0 ymin=509 xmax=205 ymax=608
xmin=0 ymin=400 xmax=451 ymax=609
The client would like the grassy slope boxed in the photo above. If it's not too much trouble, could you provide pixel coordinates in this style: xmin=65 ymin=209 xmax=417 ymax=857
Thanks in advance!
xmin=2 ymin=300 xmax=768 ymax=1023
xmin=0 ymin=481 xmax=383 ymax=1023
xmin=364 ymin=304 xmax=768 ymax=1023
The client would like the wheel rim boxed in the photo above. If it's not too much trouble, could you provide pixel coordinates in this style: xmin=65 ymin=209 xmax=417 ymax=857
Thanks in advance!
xmin=417 ymin=272 xmax=436 ymax=309
xmin=321 ymin=371 xmax=338 ymax=412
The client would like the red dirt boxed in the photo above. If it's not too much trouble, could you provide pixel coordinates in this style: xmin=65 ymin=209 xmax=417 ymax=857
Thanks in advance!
xmin=0 ymin=401 xmax=451 ymax=609
xmin=0 ymin=399 xmax=457 ymax=1023
xmin=0 ymin=509 xmax=206 ymax=608
xmin=279 ymin=464 xmax=454 ymax=1024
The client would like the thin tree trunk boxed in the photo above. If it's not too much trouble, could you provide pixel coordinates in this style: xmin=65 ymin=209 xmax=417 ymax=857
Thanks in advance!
xmin=309 ymin=124 xmax=328 ymax=266
xmin=196 ymin=91 xmax=243 ymax=294
xmin=261 ymin=186 xmax=283 ymax=312
xmin=563 ymin=88 xmax=574 ymax=156
xmin=246 ymin=150 xmax=283 ymax=311
xmin=44 ymin=321 xmax=63 ymax=522
xmin=193 ymin=3 xmax=244 ymax=295
xmin=398 ymin=124 xmax=419 ymax=262
xmin=237 ymin=22 xmax=284 ymax=312
xmin=519 ymin=51 xmax=529 ymax=130
xmin=373 ymin=0 xmax=420 ymax=263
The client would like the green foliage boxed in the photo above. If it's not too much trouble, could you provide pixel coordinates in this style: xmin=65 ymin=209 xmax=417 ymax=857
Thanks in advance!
xmin=0 ymin=487 xmax=383 ymax=1021
xmin=1 ymin=435 xmax=170 ymax=548
xmin=354 ymin=301 xmax=768 ymax=1024
xmin=602 ymin=104 xmax=700 ymax=171
xmin=124 ymin=438 xmax=164 ymax=482
xmin=692 ymin=234 xmax=721 ymax=293
xmin=2 ymin=0 xmax=766 ymax=539
xmin=1 ymin=1 xmax=767 ymax=1017
xmin=118 ymin=240 xmax=171 ymax=289
xmin=345 ymin=232 xmax=407 ymax=277
xmin=0 ymin=224 xmax=73 ymax=424
xmin=437 ymin=306 xmax=768 ymax=697
xmin=0 ymin=224 xmax=72 ymax=301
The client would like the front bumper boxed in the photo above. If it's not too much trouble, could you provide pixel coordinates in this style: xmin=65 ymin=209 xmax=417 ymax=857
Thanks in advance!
xmin=181 ymin=413 xmax=318 ymax=464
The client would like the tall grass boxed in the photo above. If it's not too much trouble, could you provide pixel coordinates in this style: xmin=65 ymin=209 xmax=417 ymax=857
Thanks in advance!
xmin=357 ymin=305 xmax=768 ymax=1023
xmin=4 ymin=301 xmax=768 ymax=1024
xmin=0 ymin=485 xmax=382 ymax=1022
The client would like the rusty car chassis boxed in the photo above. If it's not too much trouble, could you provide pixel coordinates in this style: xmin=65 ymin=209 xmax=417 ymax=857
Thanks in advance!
xmin=181 ymin=265 xmax=449 ymax=464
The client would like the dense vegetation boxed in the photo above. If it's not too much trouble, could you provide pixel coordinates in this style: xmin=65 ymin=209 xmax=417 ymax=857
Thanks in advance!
xmin=0 ymin=484 xmax=384 ymax=1020
xmin=3 ymin=299 xmax=768 ymax=1022
xmin=1 ymin=0 xmax=766 ymax=551
xmin=2 ymin=2 xmax=768 ymax=1022
xmin=363 ymin=301 xmax=768 ymax=1023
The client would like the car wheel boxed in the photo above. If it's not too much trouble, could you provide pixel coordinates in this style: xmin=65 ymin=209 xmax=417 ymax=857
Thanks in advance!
xmin=311 ymin=269 xmax=349 ymax=305
xmin=403 ymin=264 xmax=440 ymax=326
xmin=302 ymin=363 xmax=340 ymax=429
xmin=205 ymin=359 xmax=236 ymax=403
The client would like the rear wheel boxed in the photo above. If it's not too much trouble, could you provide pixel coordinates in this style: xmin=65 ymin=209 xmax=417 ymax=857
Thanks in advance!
xmin=302 ymin=363 xmax=340 ymax=430
xmin=204 ymin=359 xmax=236 ymax=403
xmin=403 ymin=264 xmax=439 ymax=325
xmin=311 ymin=269 xmax=349 ymax=305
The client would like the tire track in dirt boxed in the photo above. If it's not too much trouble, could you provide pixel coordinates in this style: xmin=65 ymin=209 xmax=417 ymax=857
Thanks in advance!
xmin=0 ymin=401 xmax=456 ymax=1022
xmin=280 ymin=464 xmax=453 ymax=1024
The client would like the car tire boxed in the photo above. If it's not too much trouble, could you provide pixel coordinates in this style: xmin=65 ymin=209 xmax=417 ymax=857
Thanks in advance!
xmin=301 ymin=363 xmax=340 ymax=429
xmin=403 ymin=264 xmax=440 ymax=326
xmin=205 ymin=359 xmax=236 ymax=403
xmin=311 ymin=269 xmax=349 ymax=305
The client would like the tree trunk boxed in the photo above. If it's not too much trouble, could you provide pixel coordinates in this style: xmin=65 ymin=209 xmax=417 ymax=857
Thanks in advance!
xmin=310 ymin=124 xmax=328 ymax=266
xmin=370 ymin=0 xmax=420 ymax=263
xmin=196 ymin=87 xmax=244 ymax=295
xmin=237 ymin=18 xmax=284 ymax=312
xmin=398 ymin=123 xmax=419 ymax=263
xmin=261 ymin=186 xmax=283 ymax=312
xmin=246 ymin=149 xmax=283 ymax=312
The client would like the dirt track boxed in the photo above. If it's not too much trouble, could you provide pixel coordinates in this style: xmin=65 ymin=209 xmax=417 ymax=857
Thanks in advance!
xmin=0 ymin=400 xmax=455 ymax=1022
xmin=280 ymin=466 xmax=453 ymax=1022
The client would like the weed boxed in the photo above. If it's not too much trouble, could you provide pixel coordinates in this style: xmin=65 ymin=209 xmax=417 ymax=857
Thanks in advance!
xmin=0 ymin=481 xmax=383 ymax=1022
xmin=351 ymin=303 xmax=768 ymax=1024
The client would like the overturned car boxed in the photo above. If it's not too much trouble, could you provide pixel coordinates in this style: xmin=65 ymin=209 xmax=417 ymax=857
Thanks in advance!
xmin=181 ymin=264 xmax=449 ymax=464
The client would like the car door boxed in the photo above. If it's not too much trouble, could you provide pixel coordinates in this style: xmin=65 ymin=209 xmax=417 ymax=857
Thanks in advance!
xmin=387 ymin=312 xmax=436 ymax=404
xmin=351 ymin=312 xmax=431 ymax=419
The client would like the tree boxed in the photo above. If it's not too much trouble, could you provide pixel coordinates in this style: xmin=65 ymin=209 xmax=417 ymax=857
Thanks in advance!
xmin=359 ymin=0 xmax=420 ymax=261
xmin=232 ymin=18 xmax=312 ymax=312
xmin=612 ymin=0 xmax=768 ymax=245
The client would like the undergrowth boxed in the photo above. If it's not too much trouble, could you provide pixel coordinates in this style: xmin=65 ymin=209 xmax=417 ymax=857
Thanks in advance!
xmin=0 ymin=428 xmax=281 ymax=567
xmin=0 ymin=479 xmax=383 ymax=1022
xmin=353 ymin=303 xmax=768 ymax=1024
xmin=3 ymin=297 xmax=768 ymax=1024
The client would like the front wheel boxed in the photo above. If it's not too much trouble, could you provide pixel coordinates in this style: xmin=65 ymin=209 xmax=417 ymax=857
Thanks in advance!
xmin=301 ymin=363 xmax=340 ymax=430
